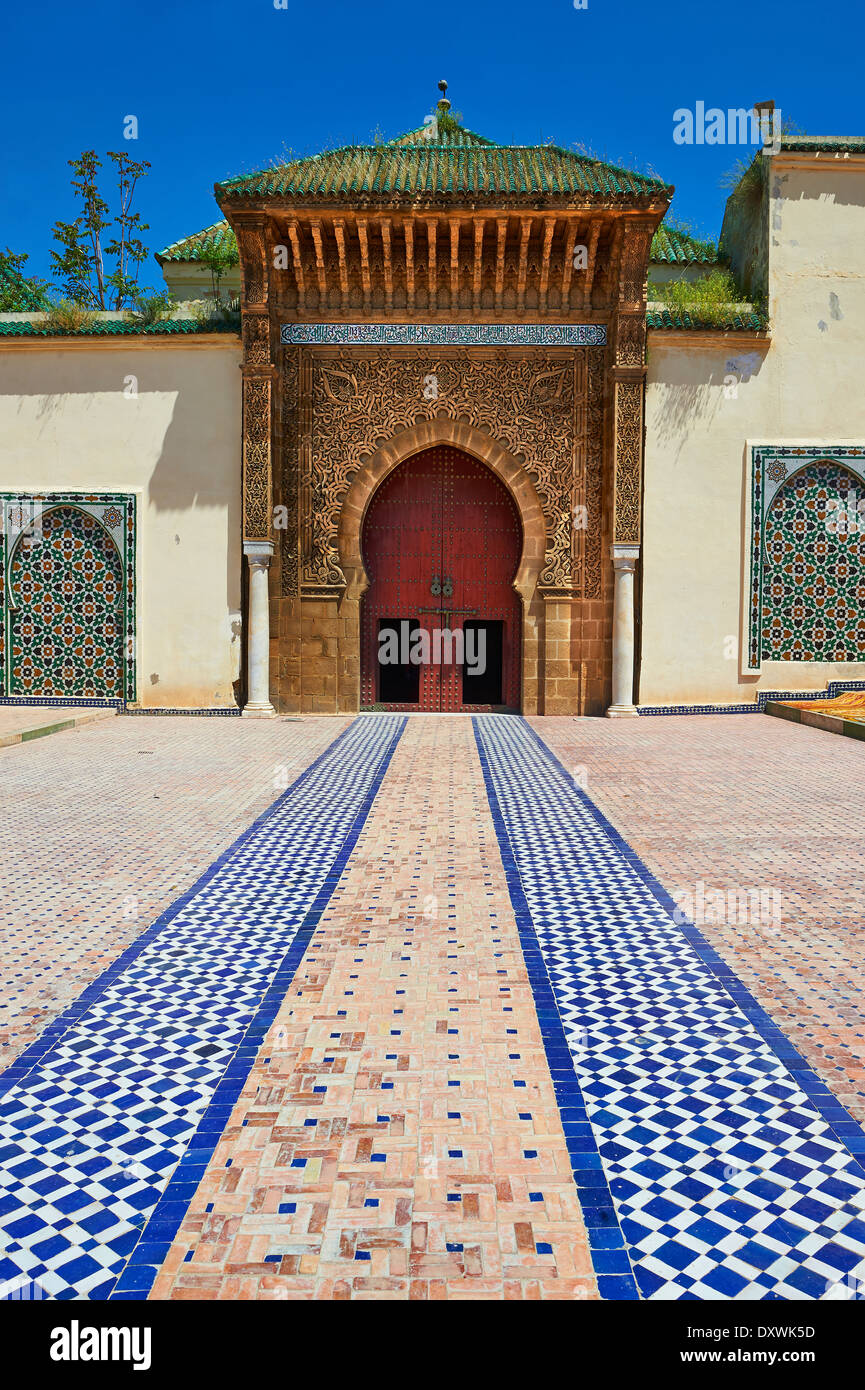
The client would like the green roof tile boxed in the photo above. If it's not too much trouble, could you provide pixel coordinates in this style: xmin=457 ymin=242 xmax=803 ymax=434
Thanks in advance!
xmin=779 ymin=135 xmax=865 ymax=153
xmin=647 ymin=306 xmax=768 ymax=332
xmin=650 ymin=225 xmax=719 ymax=264
xmin=156 ymin=221 xmax=238 ymax=265
xmin=214 ymin=120 xmax=669 ymax=203
xmin=0 ymin=318 xmax=238 ymax=338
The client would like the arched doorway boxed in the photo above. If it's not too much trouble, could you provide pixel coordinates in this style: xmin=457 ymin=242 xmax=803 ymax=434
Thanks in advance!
xmin=8 ymin=506 xmax=125 ymax=699
xmin=361 ymin=446 xmax=523 ymax=711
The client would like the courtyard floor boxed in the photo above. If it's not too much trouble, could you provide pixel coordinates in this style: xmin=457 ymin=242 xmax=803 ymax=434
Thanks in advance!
xmin=0 ymin=711 xmax=864 ymax=1301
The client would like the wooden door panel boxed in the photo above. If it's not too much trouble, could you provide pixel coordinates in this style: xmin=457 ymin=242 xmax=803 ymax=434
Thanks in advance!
xmin=361 ymin=446 xmax=522 ymax=711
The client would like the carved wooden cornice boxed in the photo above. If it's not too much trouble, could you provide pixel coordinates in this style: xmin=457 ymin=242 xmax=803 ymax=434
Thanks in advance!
xmin=233 ymin=208 xmax=668 ymax=323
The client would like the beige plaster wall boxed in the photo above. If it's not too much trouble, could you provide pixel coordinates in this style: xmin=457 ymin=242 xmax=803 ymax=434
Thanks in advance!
xmin=0 ymin=340 xmax=243 ymax=707
xmin=642 ymin=154 xmax=865 ymax=705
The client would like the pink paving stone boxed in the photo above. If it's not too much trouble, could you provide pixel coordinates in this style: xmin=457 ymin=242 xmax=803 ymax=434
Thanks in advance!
xmin=0 ymin=704 xmax=115 ymax=746
xmin=149 ymin=716 xmax=598 ymax=1302
xmin=0 ymin=713 xmax=351 ymax=1073
xmin=531 ymin=713 xmax=865 ymax=1124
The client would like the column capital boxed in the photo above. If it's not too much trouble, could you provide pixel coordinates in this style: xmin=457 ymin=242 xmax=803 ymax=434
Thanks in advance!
xmin=243 ymin=540 xmax=274 ymax=564
xmin=610 ymin=543 xmax=640 ymax=571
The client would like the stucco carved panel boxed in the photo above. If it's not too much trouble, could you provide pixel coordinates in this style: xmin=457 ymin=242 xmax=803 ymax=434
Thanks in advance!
xmin=279 ymin=347 xmax=606 ymax=595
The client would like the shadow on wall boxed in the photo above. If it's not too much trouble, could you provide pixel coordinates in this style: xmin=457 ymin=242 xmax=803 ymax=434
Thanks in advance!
xmin=146 ymin=356 xmax=243 ymax=627
xmin=3 ymin=348 xmax=242 ymax=620
xmin=648 ymin=350 xmax=769 ymax=464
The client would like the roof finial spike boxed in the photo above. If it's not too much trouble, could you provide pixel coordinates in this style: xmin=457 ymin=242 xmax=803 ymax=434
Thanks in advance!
xmin=437 ymin=79 xmax=451 ymax=114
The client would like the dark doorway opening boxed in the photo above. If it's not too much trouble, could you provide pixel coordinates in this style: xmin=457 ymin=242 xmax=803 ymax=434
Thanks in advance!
xmin=462 ymin=620 xmax=504 ymax=705
xmin=377 ymin=617 xmax=421 ymax=703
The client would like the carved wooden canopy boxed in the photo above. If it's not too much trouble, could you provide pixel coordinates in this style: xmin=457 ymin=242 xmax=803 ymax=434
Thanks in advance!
xmin=220 ymin=115 xmax=671 ymax=566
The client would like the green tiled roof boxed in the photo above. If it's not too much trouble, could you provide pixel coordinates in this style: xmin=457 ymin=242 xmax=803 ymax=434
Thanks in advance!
xmin=779 ymin=135 xmax=865 ymax=153
xmin=156 ymin=221 xmax=238 ymax=265
xmin=647 ymin=306 xmax=768 ymax=332
xmin=388 ymin=124 xmax=498 ymax=149
xmin=215 ymin=121 xmax=670 ymax=203
xmin=649 ymin=225 xmax=719 ymax=264
xmin=0 ymin=318 xmax=238 ymax=338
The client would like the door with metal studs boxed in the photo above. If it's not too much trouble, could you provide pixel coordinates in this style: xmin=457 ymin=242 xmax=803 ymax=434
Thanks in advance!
xmin=361 ymin=446 xmax=522 ymax=712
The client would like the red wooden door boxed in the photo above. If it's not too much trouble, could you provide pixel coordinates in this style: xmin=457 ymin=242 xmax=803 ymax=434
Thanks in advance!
xmin=361 ymin=446 xmax=522 ymax=711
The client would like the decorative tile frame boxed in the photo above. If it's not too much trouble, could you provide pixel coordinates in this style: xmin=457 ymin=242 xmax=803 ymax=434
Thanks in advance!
xmin=743 ymin=444 xmax=865 ymax=673
xmin=1 ymin=492 xmax=136 ymax=705
xmin=281 ymin=322 xmax=607 ymax=347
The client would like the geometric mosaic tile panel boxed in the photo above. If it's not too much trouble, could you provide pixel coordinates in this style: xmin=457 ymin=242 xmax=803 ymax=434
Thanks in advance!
xmin=0 ymin=715 xmax=403 ymax=1300
xmin=762 ymin=460 xmax=865 ymax=662
xmin=474 ymin=715 xmax=865 ymax=1300
xmin=746 ymin=445 xmax=865 ymax=671
xmin=1 ymin=493 xmax=136 ymax=702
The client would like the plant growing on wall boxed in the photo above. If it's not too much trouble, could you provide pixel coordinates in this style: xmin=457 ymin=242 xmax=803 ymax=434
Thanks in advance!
xmin=650 ymin=268 xmax=766 ymax=326
xmin=50 ymin=150 xmax=152 ymax=309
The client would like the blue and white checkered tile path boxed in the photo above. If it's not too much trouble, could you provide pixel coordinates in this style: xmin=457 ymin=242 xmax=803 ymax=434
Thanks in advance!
xmin=473 ymin=715 xmax=865 ymax=1302
xmin=0 ymin=715 xmax=404 ymax=1300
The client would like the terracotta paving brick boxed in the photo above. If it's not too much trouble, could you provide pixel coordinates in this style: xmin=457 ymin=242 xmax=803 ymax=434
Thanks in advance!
xmin=532 ymin=714 xmax=865 ymax=1124
xmin=0 ymin=714 xmax=350 ymax=1073
xmin=0 ymin=704 xmax=115 ymax=747
xmin=150 ymin=717 xmax=598 ymax=1301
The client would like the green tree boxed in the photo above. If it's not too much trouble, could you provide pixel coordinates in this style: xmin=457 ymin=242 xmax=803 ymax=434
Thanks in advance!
xmin=198 ymin=242 xmax=240 ymax=302
xmin=0 ymin=247 xmax=51 ymax=311
xmin=50 ymin=149 xmax=152 ymax=309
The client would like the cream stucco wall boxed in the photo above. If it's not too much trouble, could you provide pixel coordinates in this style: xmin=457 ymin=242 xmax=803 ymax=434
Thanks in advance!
xmin=641 ymin=153 xmax=865 ymax=705
xmin=0 ymin=338 xmax=243 ymax=707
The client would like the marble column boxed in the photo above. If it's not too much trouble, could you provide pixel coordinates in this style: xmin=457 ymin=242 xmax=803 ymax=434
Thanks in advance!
xmin=242 ymin=540 xmax=276 ymax=718
xmin=606 ymin=543 xmax=640 ymax=718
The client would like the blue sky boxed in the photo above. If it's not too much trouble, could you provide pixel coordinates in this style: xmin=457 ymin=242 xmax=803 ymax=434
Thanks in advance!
xmin=2 ymin=0 xmax=862 ymax=290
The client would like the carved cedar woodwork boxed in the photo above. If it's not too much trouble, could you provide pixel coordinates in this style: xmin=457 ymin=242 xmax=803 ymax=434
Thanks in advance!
xmin=235 ymin=221 xmax=268 ymax=306
xmin=242 ymin=377 xmax=273 ymax=540
xmin=584 ymin=347 xmax=606 ymax=598
xmin=242 ymin=311 xmax=271 ymax=366
xmin=614 ymin=313 xmax=646 ymax=368
xmin=612 ymin=377 xmax=643 ymax=545
xmin=279 ymin=349 xmax=300 ymax=595
xmin=238 ymin=220 xmax=274 ymax=544
xmin=618 ymin=221 xmax=654 ymax=306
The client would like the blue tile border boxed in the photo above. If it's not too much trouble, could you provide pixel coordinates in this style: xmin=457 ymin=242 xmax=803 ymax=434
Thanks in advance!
xmin=0 ymin=717 xmax=394 ymax=1098
xmin=637 ymin=679 xmax=865 ymax=716
xmin=107 ymin=714 xmax=406 ymax=1298
xmin=0 ymin=698 xmax=242 ymax=715
xmin=519 ymin=717 xmax=865 ymax=1167
xmin=471 ymin=716 xmax=640 ymax=1301
xmin=475 ymin=715 xmax=865 ymax=1299
xmin=0 ymin=696 xmax=124 ymax=709
xmin=121 ymin=707 xmax=242 ymax=717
